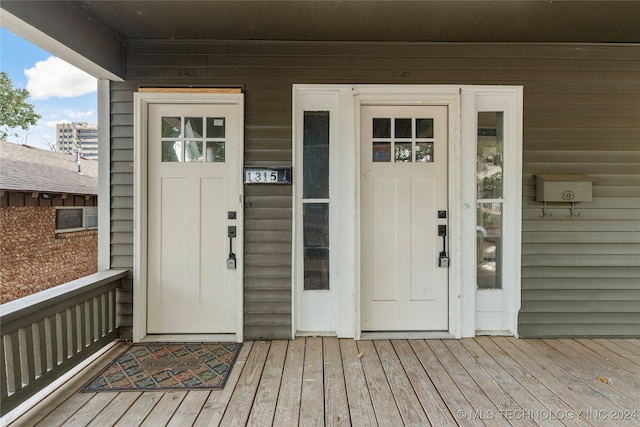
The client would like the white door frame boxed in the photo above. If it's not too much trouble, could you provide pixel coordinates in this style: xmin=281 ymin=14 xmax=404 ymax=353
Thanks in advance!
xmin=293 ymin=84 xmax=522 ymax=339
xmin=133 ymin=92 xmax=244 ymax=343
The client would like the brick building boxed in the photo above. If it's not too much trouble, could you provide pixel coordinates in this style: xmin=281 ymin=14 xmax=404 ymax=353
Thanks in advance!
xmin=0 ymin=141 xmax=98 ymax=303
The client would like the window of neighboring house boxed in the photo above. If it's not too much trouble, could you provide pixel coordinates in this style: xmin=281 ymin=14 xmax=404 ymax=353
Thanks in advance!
xmin=55 ymin=206 xmax=98 ymax=233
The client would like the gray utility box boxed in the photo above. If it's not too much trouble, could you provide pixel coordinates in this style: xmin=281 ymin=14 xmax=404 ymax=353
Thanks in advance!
xmin=535 ymin=174 xmax=594 ymax=202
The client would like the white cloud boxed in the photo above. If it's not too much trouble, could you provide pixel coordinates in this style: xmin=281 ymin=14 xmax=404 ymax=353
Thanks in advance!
xmin=67 ymin=110 xmax=94 ymax=119
xmin=25 ymin=57 xmax=97 ymax=100
xmin=46 ymin=120 xmax=70 ymax=127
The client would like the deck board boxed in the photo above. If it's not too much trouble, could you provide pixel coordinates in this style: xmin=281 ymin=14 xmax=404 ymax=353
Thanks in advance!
xmin=458 ymin=339 xmax=562 ymax=427
xmin=299 ymin=337 xmax=325 ymax=426
xmin=9 ymin=338 xmax=640 ymax=427
xmin=374 ymin=340 xmax=431 ymax=426
xmin=427 ymin=340 xmax=511 ymax=427
xmin=339 ymin=339 xmax=378 ymax=427
xmin=218 ymin=340 xmax=269 ymax=426
xmin=391 ymin=339 xmax=456 ymax=426
xmin=323 ymin=337 xmax=350 ymax=426
xmin=474 ymin=337 xmax=583 ymax=427
xmin=246 ymin=340 xmax=287 ymax=427
xmin=140 ymin=390 xmax=186 ymax=427
xmin=357 ymin=340 xmax=404 ymax=426
xmin=193 ymin=340 xmax=254 ymax=427
xmin=272 ymin=338 xmax=304 ymax=426
xmin=87 ymin=391 xmax=142 ymax=426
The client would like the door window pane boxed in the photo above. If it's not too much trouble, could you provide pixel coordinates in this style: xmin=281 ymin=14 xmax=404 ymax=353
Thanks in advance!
xmin=394 ymin=118 xmax=412 ymax=138
xmin=416 ymin=142 xmax=433 ymax=162
xmin=477 ymin=203 xmax=502 ymax=289
xmin=162 ymin=141 xmax=183 ymax=162
xmin=373 ymin=118 xmax=391 ymax=138
xmin=206 ymin=118 xmax=225 ymax=138
xmin=416 ymin=118 xmax=434 ymax=138
xmin=304 ymin=203 xmax=329 ymax=290
xmin=395 ymin=143 xmax=412 ymax=162
xmin=185 ymin=117 xmax=203 ymax=138
xmin=185 ymin=141 xmax=203 ymax=162
xmin=477 ymin=112 xmax=504 ymax=199
xmin=373 ymin=142 xmax=391 ymax=162
xmin=162 ymin=117 xmax=181 ymax=137
xmin=206 ymin=142 xmax=225 ymax=162
xmin=303 ymin=111 xmax=330 ymax=199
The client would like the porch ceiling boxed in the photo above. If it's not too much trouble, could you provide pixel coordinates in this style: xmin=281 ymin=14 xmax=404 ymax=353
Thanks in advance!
xmin=2 ymin=1 xmax=639 ymax=79
xmin=25 ymin=1 xmax=640 ymax=43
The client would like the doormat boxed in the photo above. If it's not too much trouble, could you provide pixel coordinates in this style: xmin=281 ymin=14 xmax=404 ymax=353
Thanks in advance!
xmin=82 ymin=342 xmax=241 ymax=392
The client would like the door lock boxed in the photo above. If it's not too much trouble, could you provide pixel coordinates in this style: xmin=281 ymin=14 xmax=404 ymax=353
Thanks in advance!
xmin=227 ymin=226 xmax=237 ymax=269
xmin=438 ymin=225 xmax=449 ymax=268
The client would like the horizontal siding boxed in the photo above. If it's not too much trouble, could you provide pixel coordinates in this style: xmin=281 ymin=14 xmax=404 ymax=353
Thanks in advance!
xmin=112 ymin=41 xmax=640 ymax=339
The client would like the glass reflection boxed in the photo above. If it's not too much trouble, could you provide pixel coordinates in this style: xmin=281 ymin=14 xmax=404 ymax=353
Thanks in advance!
xmin=185 ymin=117 xmax=203 ymax=138
xmin=373 ymin=142 xmax=391 ymax=162
xmin=206 ymin=142 xmax=225 ymax=162
xmin=162 ymin=141 xmax=182 ymax=162
xmin=185 ymin=141 xmax=203 ymax=162
xmin=303 ymin=111 xmax=330 ymax=199
xmin=162 ymin=117 xmax=181 ymax=138
xmin=304 ymin=203 xmax=329 ymax=290
xmin=394 ymin=143 xmax=412 ymax=162
xmin=394 ymin=118 xmax=412 ymax=138
xmin=477 ymin=203 xmax=502 ymax=289
xmin=477 ymin=112 xmax=504 ymax=199
xmin=416 ymin=119 xmax=434 ymax=138
xmin=416 ymin=142 xmax=433 ymax=162
xmin=373 ymin=118 xmax=391 ymax=138
xmin=207 ymin=118 xmax=225 ymax=138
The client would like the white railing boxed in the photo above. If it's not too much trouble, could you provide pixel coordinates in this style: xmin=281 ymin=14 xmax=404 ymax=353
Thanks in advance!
xmin=0 ymin=270 xmax=128 ymax=416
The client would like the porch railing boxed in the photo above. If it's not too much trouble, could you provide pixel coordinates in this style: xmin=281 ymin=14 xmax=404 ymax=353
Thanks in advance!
xmin=1 ymin=269 xmax=128 ymax=416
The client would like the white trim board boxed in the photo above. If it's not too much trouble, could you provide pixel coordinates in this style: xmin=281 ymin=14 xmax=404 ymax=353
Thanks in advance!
xmin=292 ymin=84 xmax=523 ymax=339
xmin=133 ymin=92 xmax=245 ymax=343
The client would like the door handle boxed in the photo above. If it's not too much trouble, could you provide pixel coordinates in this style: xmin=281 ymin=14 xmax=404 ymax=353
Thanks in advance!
xmin=227 ymin=226 xmax=237 ymax=269
xmin=438 ymin=225 xmax=449 ymax=268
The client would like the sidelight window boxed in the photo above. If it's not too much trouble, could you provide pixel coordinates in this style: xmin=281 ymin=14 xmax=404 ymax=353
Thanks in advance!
xmin=476 ymin=112 xmax=504 ymax=290
xmin=302 ymin=111 xmax=330 ymax=290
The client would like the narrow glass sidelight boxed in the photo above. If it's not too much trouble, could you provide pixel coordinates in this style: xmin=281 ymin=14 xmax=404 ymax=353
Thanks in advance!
xmin=476 ymin=112 xmax=504 ymax=290
xmin=303 ymin=112 xmax=330 ymax=198
xmin=303 ymin=203 xmax=330 ymax=290
xmin=302 ymin=111 xmax=330 ymax=290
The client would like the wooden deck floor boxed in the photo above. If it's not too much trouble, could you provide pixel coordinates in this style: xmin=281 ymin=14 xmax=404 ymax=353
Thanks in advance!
xmin=7 ymin=338 xmax=640 ymax=426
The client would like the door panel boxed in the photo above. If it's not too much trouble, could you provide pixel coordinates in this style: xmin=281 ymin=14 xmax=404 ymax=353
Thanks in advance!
xmin=361 ymin=105 xmax=448 ymax=331
xmin=147 ymin=103 xmax=240 ymax=334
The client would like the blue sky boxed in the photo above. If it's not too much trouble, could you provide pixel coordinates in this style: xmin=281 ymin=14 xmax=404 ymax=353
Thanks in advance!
xmin=1 ymin=27 xmax=97 ymax=149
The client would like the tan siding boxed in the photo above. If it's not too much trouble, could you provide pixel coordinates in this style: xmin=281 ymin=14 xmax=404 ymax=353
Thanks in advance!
xmin=112 ymin=41 xmax=640 ymax=339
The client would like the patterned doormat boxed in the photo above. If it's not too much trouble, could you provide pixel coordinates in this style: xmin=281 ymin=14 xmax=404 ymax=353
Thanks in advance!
xmin=82 ymin=342 xmax=242 ymax=392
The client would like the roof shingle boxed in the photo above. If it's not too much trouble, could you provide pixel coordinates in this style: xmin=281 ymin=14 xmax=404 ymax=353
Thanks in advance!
xmin=0 ymin=141 xmax=98 ymax=195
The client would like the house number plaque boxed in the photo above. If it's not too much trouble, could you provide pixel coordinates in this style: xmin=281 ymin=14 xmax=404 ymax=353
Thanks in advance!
xmin=244 ymin=167 xmax=292 ymax=184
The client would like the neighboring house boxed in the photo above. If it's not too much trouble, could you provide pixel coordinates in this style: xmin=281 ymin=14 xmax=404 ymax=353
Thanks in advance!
xmin=1 ymin=1 xmax=638 ymax=342
xmin=0 ymin=141 xmax=98 ymax=303
xmin=56 ymin=122 xmax=99 ymax=160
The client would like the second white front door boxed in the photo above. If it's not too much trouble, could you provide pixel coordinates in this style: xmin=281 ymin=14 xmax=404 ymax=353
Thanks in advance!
xmin=146 ymin=101 xmax=242 ymax=334
xmin=361 ymin=105 xmax=449 ymax=331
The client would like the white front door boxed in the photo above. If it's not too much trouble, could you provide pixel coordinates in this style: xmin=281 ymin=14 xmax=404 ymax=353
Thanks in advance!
xmin=361 ymin=105 xmax=449 ymax=331
xmin=146 ymin=102 xmax=242 ymax=334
